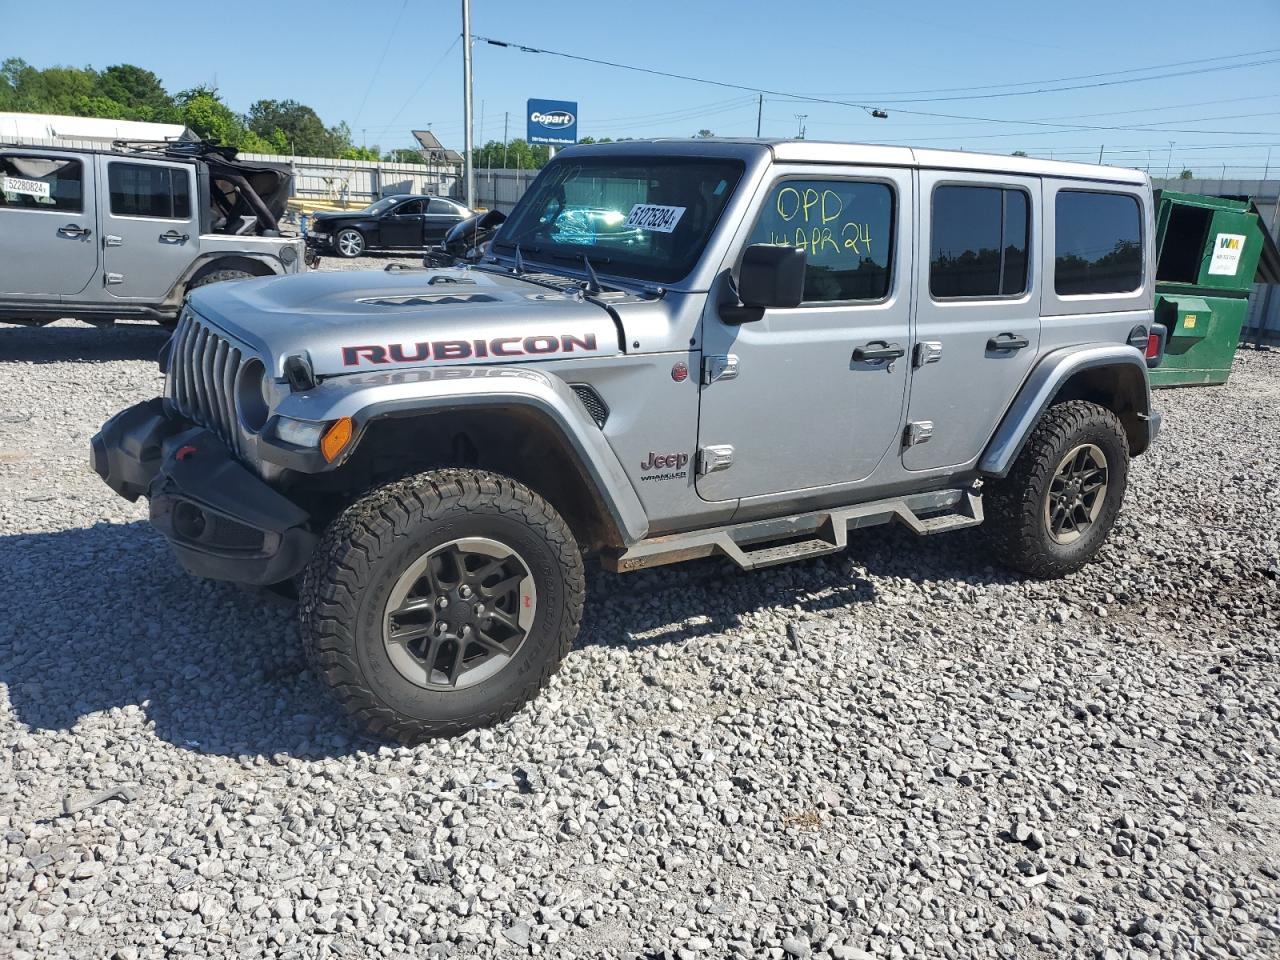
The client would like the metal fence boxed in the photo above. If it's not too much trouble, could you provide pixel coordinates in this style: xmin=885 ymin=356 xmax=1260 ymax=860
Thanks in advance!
xmin=473 ymin=167 xmax=539 ymax=213
xmin=238 ymin=152 xmax=462 ymax=207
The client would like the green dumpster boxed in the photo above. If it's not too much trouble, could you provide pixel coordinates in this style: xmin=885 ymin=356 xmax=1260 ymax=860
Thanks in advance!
xmin=1150 ymin=190 xmax=1267 ymax=388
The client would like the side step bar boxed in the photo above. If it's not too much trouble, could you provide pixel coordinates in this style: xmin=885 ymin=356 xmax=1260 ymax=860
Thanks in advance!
xmin=604 ymin=487 xmax=983 ymax=573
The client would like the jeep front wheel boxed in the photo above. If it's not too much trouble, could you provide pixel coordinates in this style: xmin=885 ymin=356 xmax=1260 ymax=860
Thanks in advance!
xmin=983 ymin=400 xmax=1130 ymax=579
xmin=300 ymin=469 xmax=584 ymax=743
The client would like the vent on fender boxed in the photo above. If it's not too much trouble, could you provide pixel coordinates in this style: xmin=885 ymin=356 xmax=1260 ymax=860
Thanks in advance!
xmin=570 ymin=384 xmax=608 ymax=428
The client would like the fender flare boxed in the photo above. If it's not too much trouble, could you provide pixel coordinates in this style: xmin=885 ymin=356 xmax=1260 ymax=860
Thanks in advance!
xmin=162 ymin=253 xmax=290 ymax=307
xmin=270 ymin=364 xmax=650 ymax=545
xmin=979 ymin=344 xmax=1154 ymax=479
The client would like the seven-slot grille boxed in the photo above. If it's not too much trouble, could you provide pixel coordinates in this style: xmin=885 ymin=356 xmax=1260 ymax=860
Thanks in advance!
xmin=165 ymin=310 xmax=248 ymax=455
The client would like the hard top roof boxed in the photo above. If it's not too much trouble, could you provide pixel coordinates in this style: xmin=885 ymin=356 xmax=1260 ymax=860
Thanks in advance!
xmin=559 ymin=137 xmax=1149 ymax=186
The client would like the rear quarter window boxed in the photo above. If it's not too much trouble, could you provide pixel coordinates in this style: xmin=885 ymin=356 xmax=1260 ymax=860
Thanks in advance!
xmin=1055 ymin=190 xmax=1143 ymax=295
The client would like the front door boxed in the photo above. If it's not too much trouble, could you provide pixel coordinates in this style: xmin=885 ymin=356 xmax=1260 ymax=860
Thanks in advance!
xmin=0 ymin=150 xmax=98 ymax=298
xmin=99 ymin=156 xmax=199 ymax=301
xmin=697 ymin=168 xmax=912 ymax=501
xmin=380 ymin=199 xmax=426 ymax=247
xmin=903 ymin=172 xmax=1042 ymax=470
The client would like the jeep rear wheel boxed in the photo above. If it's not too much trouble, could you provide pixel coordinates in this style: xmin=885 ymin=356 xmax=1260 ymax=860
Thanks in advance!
xmin=300 ymin=469 xmax=584 ymax=743
xmin=983 ymin=400 xmax=1129 ymax=579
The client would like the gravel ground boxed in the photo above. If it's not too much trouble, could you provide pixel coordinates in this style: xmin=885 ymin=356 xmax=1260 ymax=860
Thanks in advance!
xmin=1 ymin=295 xmax=1278 ymax=960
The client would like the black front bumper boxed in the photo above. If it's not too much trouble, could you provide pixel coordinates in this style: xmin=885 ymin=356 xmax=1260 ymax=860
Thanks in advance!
xmin=91 ymin=399 xmax=318 ymax=586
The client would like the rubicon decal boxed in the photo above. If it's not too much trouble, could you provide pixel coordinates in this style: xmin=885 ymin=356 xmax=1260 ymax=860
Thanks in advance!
xmin=342 ymin=333 xmax=598 ymax=367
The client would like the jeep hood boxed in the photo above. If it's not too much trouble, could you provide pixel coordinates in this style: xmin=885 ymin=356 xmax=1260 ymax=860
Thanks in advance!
xmin=187 ymin=268 xmax=621 ymax=377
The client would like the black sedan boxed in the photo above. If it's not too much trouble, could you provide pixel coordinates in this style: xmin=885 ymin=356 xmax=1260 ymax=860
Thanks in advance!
xmin=307 ymin=195 xmax=472 ymax=258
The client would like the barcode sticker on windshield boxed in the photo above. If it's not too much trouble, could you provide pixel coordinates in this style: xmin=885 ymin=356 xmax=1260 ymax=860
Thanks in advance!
xmin=2 ymin=175 xmax=50 ymax=199
xmin=624 ymin=204 xmax=685 ymax=233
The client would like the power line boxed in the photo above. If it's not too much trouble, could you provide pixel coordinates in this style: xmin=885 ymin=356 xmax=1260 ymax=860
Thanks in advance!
xmin=475 ymin=35 xmax=1280 ymax=136
xmin=797 ymin=47 xmax=1280 ymax=99
xmin=351 ymin=0 xmax=409 ymax=132
xmin=833 ymin=56 xmax=1280 ymax=105
xmin=361 ymin=34 xmax=462 ymax=137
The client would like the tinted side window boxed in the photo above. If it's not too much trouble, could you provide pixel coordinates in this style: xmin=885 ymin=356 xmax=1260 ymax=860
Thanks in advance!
xmin=109 ymin=163 xmax=191 ymax=219
xmin=1055 ymin=191 xmax=1142 ymax=295
xmin=748 ymin=179 xmax=894 ymax=302
xmin=427 ymin=199 xmax=455 ymax=215
xmin=930 ymin=185 xmax=1029 ymax=298
xmin=395 ymin=199 xmax=424 ymax=215
xmin=0 ymin=155 xmax=83 ymax=212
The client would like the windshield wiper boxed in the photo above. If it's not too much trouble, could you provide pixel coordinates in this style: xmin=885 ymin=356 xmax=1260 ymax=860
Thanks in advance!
xmin=548 ymin=251 xmax=612 ymax=292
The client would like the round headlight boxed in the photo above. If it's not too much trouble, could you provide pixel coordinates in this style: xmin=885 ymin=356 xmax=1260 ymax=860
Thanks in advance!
xmin=280 ymin=245 xmax=298 ymax=265
xmin=236 ymin=358 xmax=271 ymax=433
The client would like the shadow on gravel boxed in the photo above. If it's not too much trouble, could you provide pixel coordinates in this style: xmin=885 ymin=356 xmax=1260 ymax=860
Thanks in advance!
xmin=0 ymin=323 xmax=170 ymax=364
xmin=0 ymin=520 xmax=1012 ymax=759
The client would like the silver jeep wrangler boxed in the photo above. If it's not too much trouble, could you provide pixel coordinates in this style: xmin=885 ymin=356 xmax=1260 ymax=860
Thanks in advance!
xmin=92 ymin=139 xmax=1163 ymax=742
xmin=0 ymin=141 xmax=304 ymax=327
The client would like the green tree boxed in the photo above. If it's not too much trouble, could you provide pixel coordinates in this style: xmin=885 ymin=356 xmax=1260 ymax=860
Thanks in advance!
xmin=383 ymin=148 xmax=426 ymax=164
xmin=1178 ymin=168 xmax=1195 ymax=180
xmin=247 ymin=98 xmax=348 ymax=156
xmin=1011 ymin=150 xmax=1029 ymax=158
xmin=340 ymin=144 xmax=381 ymax=162
xmin=176 ymin=86 xmax=248 ymax=146
xmin=98 ymin=64 xmax=175 ymax=121
xmin=695 ymin=129 xmax=715 ymax=138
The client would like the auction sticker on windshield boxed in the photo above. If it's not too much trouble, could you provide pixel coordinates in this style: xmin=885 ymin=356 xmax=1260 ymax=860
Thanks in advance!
xmin=625 ymin=204 xmax=686 ymax=233
xmin=2 ymin=176 xmax=50 ymax=199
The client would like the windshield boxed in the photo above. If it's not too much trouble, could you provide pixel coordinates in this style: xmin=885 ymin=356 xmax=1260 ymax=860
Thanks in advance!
xmin=494 ymin=156 xmax=744 ymax=284
xmin=364 ymin=197 xmax=399 ymax=215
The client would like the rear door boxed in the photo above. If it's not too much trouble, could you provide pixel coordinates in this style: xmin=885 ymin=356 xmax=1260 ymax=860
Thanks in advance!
xmin=903 ymin=171 xmax=1041 ymax=470
xmin=379 ymin=199 xmax=426 ymax=247
xmin=425 ymin=198 xmax=465 ymax=240
xmin=98 ymin=156 xmax=199 ymax=301
xmin=0 ymin=150 xmax=98 ymax=298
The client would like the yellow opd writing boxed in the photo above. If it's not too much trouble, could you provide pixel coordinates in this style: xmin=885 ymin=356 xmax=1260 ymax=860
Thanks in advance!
xmin=772 ymin=187 xmax=873 ymax=255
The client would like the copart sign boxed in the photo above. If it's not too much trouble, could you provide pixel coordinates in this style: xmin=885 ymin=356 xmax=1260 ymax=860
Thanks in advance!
xmin=527 ymin=98 xmax=578 ymax=146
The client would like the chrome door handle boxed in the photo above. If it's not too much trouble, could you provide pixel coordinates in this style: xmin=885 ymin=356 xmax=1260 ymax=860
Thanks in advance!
xmin=160 ymin=230 xmax=190 ymax=243
xmin=851 ymin=341 xmax=906 ymax=362
xmin=104 ymin=234 xmax=124 ymax=247
xmin=987 ymin=333 xmax=1030 ymax=351
xmin=57 ymin=223 xmax=90 ymax=239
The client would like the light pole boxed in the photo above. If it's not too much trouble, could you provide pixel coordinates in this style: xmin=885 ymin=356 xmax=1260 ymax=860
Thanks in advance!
xmin=462 ymin=0 xmax=475 ymax=210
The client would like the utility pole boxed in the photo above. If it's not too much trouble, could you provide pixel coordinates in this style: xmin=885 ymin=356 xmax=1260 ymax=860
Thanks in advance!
xmin=1264 ymin=147 xmax=1272 ymax=180
xmin=1164 ymin=141 xmax=1175 ymax=181
xmin=462 ymin=0 xmax=475 ymax=210
xmin=1097 ymin=144 xmax=1104 ymax=165
xmin=794 ymin=114 xmax=807 ymax=140
xmin=502 ymin=111 xmax=509 ymax=169
xmin=756 ymin=94 xmax=763 ymax=138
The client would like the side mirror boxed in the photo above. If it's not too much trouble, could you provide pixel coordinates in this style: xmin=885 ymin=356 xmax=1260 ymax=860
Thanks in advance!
xmin=477 ymin=208 xmax=506 ymax=229
xmin=722 ymin=244 xmax=806 ymax=324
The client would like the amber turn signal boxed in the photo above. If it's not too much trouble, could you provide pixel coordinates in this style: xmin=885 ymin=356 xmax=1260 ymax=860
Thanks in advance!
xmin=320 ymin=417 xmax=354 ymax=462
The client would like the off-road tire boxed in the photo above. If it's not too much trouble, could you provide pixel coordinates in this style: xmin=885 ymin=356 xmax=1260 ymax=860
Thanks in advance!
xmin=983 ymin=400 xmax=1129 ymax=579
xmin=157 ymin=269 xmax=257 ymax=328
xmin=188 ymin=268 xmax=255 ymax=291
xmin=335 ymin=228 xmax=365 ymax=258
xmin=300 ymin=469 xmax=584 ymax=743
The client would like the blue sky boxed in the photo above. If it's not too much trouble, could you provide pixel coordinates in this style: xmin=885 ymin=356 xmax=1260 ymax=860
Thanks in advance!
xmin=7 ymin=0 xmax=1280 ymax=176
